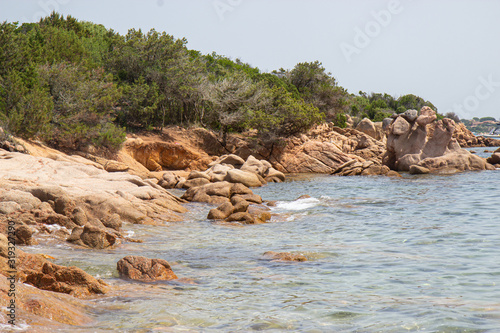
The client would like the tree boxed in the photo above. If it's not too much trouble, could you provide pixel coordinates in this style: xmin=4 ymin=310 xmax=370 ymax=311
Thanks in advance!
xmin=201 ymin=74 xmax=266 ymax=143
xmin=248 ymin=87 xmax=324 ymax=138
xmin=397 ymin=94 xmax=436 ymax=112
xmin=117 ymin=77 xmax=163 ymax=130
xmin=0 ymin=68 xmax=53 ymax=138
xmin=289 ymin=61 xmax=347 ymax=119
xmin=444 ymin=112 xmax=461 ymax=123
xmin=108 ymin=28 xmax=204 ymax=127
xmin=37 ymin=63 xmax=124 ymax=150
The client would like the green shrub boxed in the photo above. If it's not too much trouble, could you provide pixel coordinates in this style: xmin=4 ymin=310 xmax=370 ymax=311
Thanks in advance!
xmin=334 ymin=112 xmax=347 ymax=128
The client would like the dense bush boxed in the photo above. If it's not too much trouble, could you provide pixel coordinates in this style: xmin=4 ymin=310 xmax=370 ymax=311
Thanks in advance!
xmin=347 ymin=91 xmax=439 ymax=123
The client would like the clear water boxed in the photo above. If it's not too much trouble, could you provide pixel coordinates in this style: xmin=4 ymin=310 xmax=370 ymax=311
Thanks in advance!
xmin=22 ymin=153 xmax=500 ymax=332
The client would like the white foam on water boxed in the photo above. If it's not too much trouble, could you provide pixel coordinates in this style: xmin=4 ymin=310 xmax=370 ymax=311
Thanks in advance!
xmin=275 ymin=197 xmax=320 ymax=211
xmin=43 ymin=224 xmax=69 ymax=232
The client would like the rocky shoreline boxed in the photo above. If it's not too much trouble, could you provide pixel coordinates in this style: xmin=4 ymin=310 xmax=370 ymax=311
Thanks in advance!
xmin=1 ymin=109 xmax=499 ymax=328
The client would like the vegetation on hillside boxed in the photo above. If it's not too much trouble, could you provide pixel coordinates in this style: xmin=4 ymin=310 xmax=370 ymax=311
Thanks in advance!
xmin=462 ymin=117 xmax=500 ymax=134
xmin=0 ymin=13 xmax=441 ymax=153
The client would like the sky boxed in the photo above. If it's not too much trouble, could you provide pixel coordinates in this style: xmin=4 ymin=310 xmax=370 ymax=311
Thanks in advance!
xmin=1 ymin=0 xmax=500 ymax=120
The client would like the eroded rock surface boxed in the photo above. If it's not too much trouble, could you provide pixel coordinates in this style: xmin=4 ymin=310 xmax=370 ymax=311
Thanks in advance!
xmin=385 ymin=107 xmax=495 ymax=173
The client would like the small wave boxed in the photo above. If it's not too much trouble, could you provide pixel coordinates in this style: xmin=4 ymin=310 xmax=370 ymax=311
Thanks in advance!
xmin=275 ymin=197 xmax=320 ymax=211
xmin=42 ymin=224 xmax=69 ymax=232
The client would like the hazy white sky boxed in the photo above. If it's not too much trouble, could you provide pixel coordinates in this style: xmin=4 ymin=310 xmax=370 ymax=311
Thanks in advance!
xmin=1 ymin=0 xmax=500 ymax=119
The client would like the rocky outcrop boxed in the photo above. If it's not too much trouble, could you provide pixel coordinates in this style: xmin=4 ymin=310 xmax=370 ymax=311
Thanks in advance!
xmin=67 ymin=225 xmax=117 ymax=249
xmin=122 ymin=125 xmax=385 ymax=175
xmin=265 ymin=124 xmax=385 ymax=173
xmin=452 ymin=122 xmax=500 ymax=147
xmin=0 ymin=272 xmax=92 ymax=327
xmin=160 ymin=154 xmax=285 ymax=192
xmin=116 ymin=255 xmax=177 ymax=282
xmin=122 ymin=137 xmax=212 ymax=172
xmin=0 ymin=150 xmax=187 ymax=228
xmin=385 ymin=107 xmax=495 ymax=173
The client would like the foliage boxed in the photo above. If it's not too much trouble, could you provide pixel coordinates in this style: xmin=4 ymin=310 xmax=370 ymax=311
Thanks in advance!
xmin=117 ymin=77 xmax=164 ymax=130
xmin=444 ymin=112 xmax=461 ymax=123
xmin=479 ymin=116 xmax=496 ymax=122
xmin=289 ymin=61 xmax=347 ymax=119
xmin=37 ymin=63 xmax=124 ymax=150
xmin=201 ymin=74 xmax=266 ymax=139
xmin=347 ymin=91 xmax=439 ymax=123
xmin=0 ymin=68 xmax=53 ymax=138
xmin=248 ymin=87 xmax=324 ymax=137
xmin=334 ymin=112 xmax=347 ymax=128
xmin=0 ymin=12 xmax=445 ymax=152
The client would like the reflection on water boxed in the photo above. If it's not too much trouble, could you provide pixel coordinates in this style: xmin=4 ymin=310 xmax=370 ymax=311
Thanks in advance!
xmin=24 ymin=169 xmax=500 ymax=332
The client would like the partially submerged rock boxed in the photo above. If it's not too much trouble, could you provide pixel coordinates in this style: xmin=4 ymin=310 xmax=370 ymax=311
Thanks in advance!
xmin=67 ymin=225 xmax=117 ymax=249
xmin=487 ymin=152 xmax=500 ymax=166
xmin=117 ymin=255 xmax=177 ymax=282
xmin=25 ymin=261 xmax=108 ymax=297
xmin=409 ymin=165 xmax=430 ymax=175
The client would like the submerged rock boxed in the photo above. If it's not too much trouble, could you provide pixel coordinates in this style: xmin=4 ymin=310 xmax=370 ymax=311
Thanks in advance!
xmin=263 ymin=251 xmax=308 ymax=262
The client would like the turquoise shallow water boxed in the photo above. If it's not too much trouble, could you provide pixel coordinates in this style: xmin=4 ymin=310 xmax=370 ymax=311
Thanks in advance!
xmin=22 ymin=157 xmax=500 ymax=332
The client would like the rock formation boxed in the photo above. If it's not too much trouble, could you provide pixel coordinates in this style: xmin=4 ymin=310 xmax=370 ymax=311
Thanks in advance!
xmin=116 ymin=256 xmax=177 ymax=282
xmin=0 ymin=235 xmax=108 ymax=298
xmin=385 ymin=107 xmax=495 ymax=173
xmin=452 ymin=122 xmax=500 ymax=147
xmin=122 ymin=137 xmax=212 ymax=172
xmin=331 ymin=160 xmax=400 ymax=177
xmin=181 ymin=181 xmax=260 ymax=205
xmin=118 ymin=125 xmax=386 ymax=175
xmin=355 ymin=118 xmax=386 ymax=141
xmin=207 ymin=198 xmax=271 ymax=225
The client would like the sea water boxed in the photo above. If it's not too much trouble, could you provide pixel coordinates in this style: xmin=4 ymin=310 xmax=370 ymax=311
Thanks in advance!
xmin=22 ymin=150 xmax=500 ymax=332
